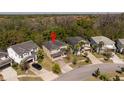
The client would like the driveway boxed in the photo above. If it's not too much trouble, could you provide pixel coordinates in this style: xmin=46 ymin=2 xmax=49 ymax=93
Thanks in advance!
xmin=87 ymin=52 xmax=103 ymax=64
xmin=110 ymin=53 xmax=124 ymax=64
xmin=30 ymin=67 xmax=58 ymax=81
xmin=56 ymin=59 xmax=73 ymax=73
xmin=1 ymin=67 xmax=18 ymax=81
xmin=55 ymin=63 xmax=124 ymax=81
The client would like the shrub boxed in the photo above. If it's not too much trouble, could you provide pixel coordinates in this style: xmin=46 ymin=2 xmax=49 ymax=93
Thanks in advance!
xmin=52 ymin=63 xmax=61 ymax=74
xmin=116 ymin=70 xmax=122 ymax=74
xmin=72 ymin=56 xmax=77 ymax=65
xmin=103 ymin=52 xmax=112 ymax=60
xmin=92 ymin=68 xmax=100 ymax=78
xmin=113 ymin=75 xmax=120 ymax=81
xmin=37 ymin=49 xmax=44 ymax=63
xmin=99 ymin=74 xmax=109 ymax=81
xmin=121 ymin=67 xmax=124 ymax=72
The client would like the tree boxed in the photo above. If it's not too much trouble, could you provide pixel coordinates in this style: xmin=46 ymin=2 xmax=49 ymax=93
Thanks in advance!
xmin=52 ymin=63 xmax=61 ymax=74
xmin=72 ymin=56 xmax=77 ymax=65
xmin=99 ymin=74 xmax=109 ymax=81
xmin=113 ymin=75 xmax=120 ymax=81
xmin=37 ymin=49 xmax=44 ymax=63
xmin=20 ymin=61 xmax=29 ymax=71
xmin=92 ymin=68 xmax=100 ymax=78
xmin=104 ymin=52 xmax=112 ymax=61
xmin=98 ymin=41 xmax=104 ymax=53
xmin=74 ymin=44 xmax=80 ymax=55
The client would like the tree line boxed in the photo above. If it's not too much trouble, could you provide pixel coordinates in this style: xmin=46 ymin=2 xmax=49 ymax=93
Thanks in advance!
xmin=0 ymin=14 xmax=124 ymax=50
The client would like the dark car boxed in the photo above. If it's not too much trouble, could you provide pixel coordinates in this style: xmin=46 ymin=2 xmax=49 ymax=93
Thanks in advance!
xmin=32 ymin=63 xmax=42 ymax=70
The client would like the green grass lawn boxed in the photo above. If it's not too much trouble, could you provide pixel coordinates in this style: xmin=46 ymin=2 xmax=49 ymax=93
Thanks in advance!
xmin=70 ymin=60 xmax=91 ymax=68
xmin=39 ymin=54 xmax=54 ymax=71
xmin=116 ymin=53 xmax=124 ymax=59
xmin=64 ymin=54 xmax=86 ymax=63
xmin=12 ymin=65 xmax=26 ymax=75
xmin=93 ymin=52 xmax=105 ymax=58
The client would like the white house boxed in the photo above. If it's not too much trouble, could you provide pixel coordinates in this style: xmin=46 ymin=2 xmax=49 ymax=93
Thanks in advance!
xmin=42 ymin=40 xmax=67 ymax=61
xmin=90 ymin=36 xmax=116 ymax=53
xmin=7 ymin=40 xmax=39 ymax=64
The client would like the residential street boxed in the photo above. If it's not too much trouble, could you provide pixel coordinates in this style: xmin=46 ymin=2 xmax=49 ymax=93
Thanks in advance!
xmin=87 ymin=52 xmax=103 ymax=64
xmin=30 ymin=67 xmax=59 ymax=81
xmin=111 ymin=53 xmax=124 ymax=64
xmin=57 ymin=59 xmax=73 ymax=73
xmin=1 ymin=67 xmax=18 ymax=81
xmin=55 ymin=63 xmax=124 ymax=81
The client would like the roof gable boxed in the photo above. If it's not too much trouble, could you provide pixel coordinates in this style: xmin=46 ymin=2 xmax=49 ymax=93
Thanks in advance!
xmin=10 ymin=40 xmax=39 ymax=56
xmin=66 ymin=36 xmax=84 ymax=46
xmin=91 ymin=36 xmax=115 ymax=45
xmin=43 ymin=40 xmax=66 ymax=51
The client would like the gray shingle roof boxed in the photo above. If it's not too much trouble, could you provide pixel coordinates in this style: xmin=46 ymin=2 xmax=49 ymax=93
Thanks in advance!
xmin=118 ymin=39 xmax=124 ymax=45
xmin=66 ymin=36 xmax=84 ymax=46
xmin=91 ymin=36 xmax=115 ymax=45
xmin=9 ymin=40 xmax=39 ymax=56
xmin=0 ymin=52 xmax=11 ymax=68
xmin=43 ymin=40 xmax=66 ymax=51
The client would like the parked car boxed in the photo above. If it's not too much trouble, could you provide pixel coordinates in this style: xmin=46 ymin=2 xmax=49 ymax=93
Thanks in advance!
xmin=32 ymin=63 xmax=42 ymax=70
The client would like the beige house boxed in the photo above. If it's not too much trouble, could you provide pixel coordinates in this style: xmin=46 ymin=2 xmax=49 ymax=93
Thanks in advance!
xmin=42 ymin=40 xmax=67 ymax=61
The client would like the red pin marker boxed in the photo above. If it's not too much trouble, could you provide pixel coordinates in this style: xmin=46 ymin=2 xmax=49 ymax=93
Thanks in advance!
xmin=50 ymin=32 xmax=56 ymax=44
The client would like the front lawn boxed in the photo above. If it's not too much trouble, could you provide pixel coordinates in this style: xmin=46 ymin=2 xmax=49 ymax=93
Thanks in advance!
xmin=18 ymin=77 xmax=43 ymax=81
xmin=12 ymin=63 xmax=35 ymax=75
xmin=70 ymin=60 xmax=91 ymax=68
xmin=93 ymin=52 xmax=105 ymax=58
xmin=116 ymin=53 xmax=124 ymax=59
xmin=39 ymin=54 xmax=54 ymax=71
xmin=64 ymin=54 xmax=86 ymax=64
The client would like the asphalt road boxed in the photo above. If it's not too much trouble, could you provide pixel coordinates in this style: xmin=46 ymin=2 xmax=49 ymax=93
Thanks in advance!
xmin=55 ymin=63 xmax=124 ymax=81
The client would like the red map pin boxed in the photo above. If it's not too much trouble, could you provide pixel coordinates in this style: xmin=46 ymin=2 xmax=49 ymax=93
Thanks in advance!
xmin=50 ymin=32 xmax=56 ymax=44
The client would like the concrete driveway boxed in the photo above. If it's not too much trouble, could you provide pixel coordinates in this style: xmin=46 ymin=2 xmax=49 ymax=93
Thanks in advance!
xmin=87 ymin=52 xmax=103 ymax=64
xmin=30 ymin=67 xmax=58 ymax=81
xmin=1 ymin=67 xmax=18 ymax=81
xmin=111 ymin=53 xmax=124 ymax=64
xmin=56 ymin=59 xmax=73 ymax=73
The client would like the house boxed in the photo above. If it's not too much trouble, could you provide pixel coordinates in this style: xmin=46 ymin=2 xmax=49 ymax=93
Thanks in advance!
xmin=116 ymin=39 xmax=124 ymax=53
xmin=66 ymin=36 xmax=91 ymax=55
xmin=7 ymin=40 xmax=39 ymax=64
xmin=90 ymin=36 xmax=116 ymax=53
xmin=0 ymin=51 xmax=12 ymax=68
xmin=42 ymin=40 xmax=67 ymax=61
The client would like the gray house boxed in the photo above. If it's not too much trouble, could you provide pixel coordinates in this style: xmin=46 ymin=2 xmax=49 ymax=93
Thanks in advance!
xmin=0 ymin=52 xmax=12 ymax=68
xmin=66 ymin=36 xmax=91 ymax=55
xmin=116 ymin=39 xmax=124 ymax=53
xmin=42 ymin=40 xmax=67 ymax=61
xmin=90 ymin=36 xmax=116 ymax=53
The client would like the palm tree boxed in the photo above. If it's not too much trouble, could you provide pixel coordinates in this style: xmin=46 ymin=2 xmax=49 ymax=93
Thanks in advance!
xmin=79 ymin=41 xmax=85 ymax=47
xmin=74 ymin=44 xmax=80 ymax=55
xmin=98 ymin=41 xmax=104 ymax=53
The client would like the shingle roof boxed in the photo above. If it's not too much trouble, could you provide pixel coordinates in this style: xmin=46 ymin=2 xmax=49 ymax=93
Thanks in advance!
xmin=118 ymin=39 xmax=124 ymax=45
xmin=43 ymin=40 xmax=66 ymax=51
xmin=0 ymin=52 xmax=11 ymax=67
xmin=0 ymin=52 xmax=7 ymax=58
xmin=91 ymin=36 xmax=115 ymax=45
xmin=66 ymin=36 xmax=84 ymax=46
xmin=9 ymin=40 xmax=39 ymax=56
